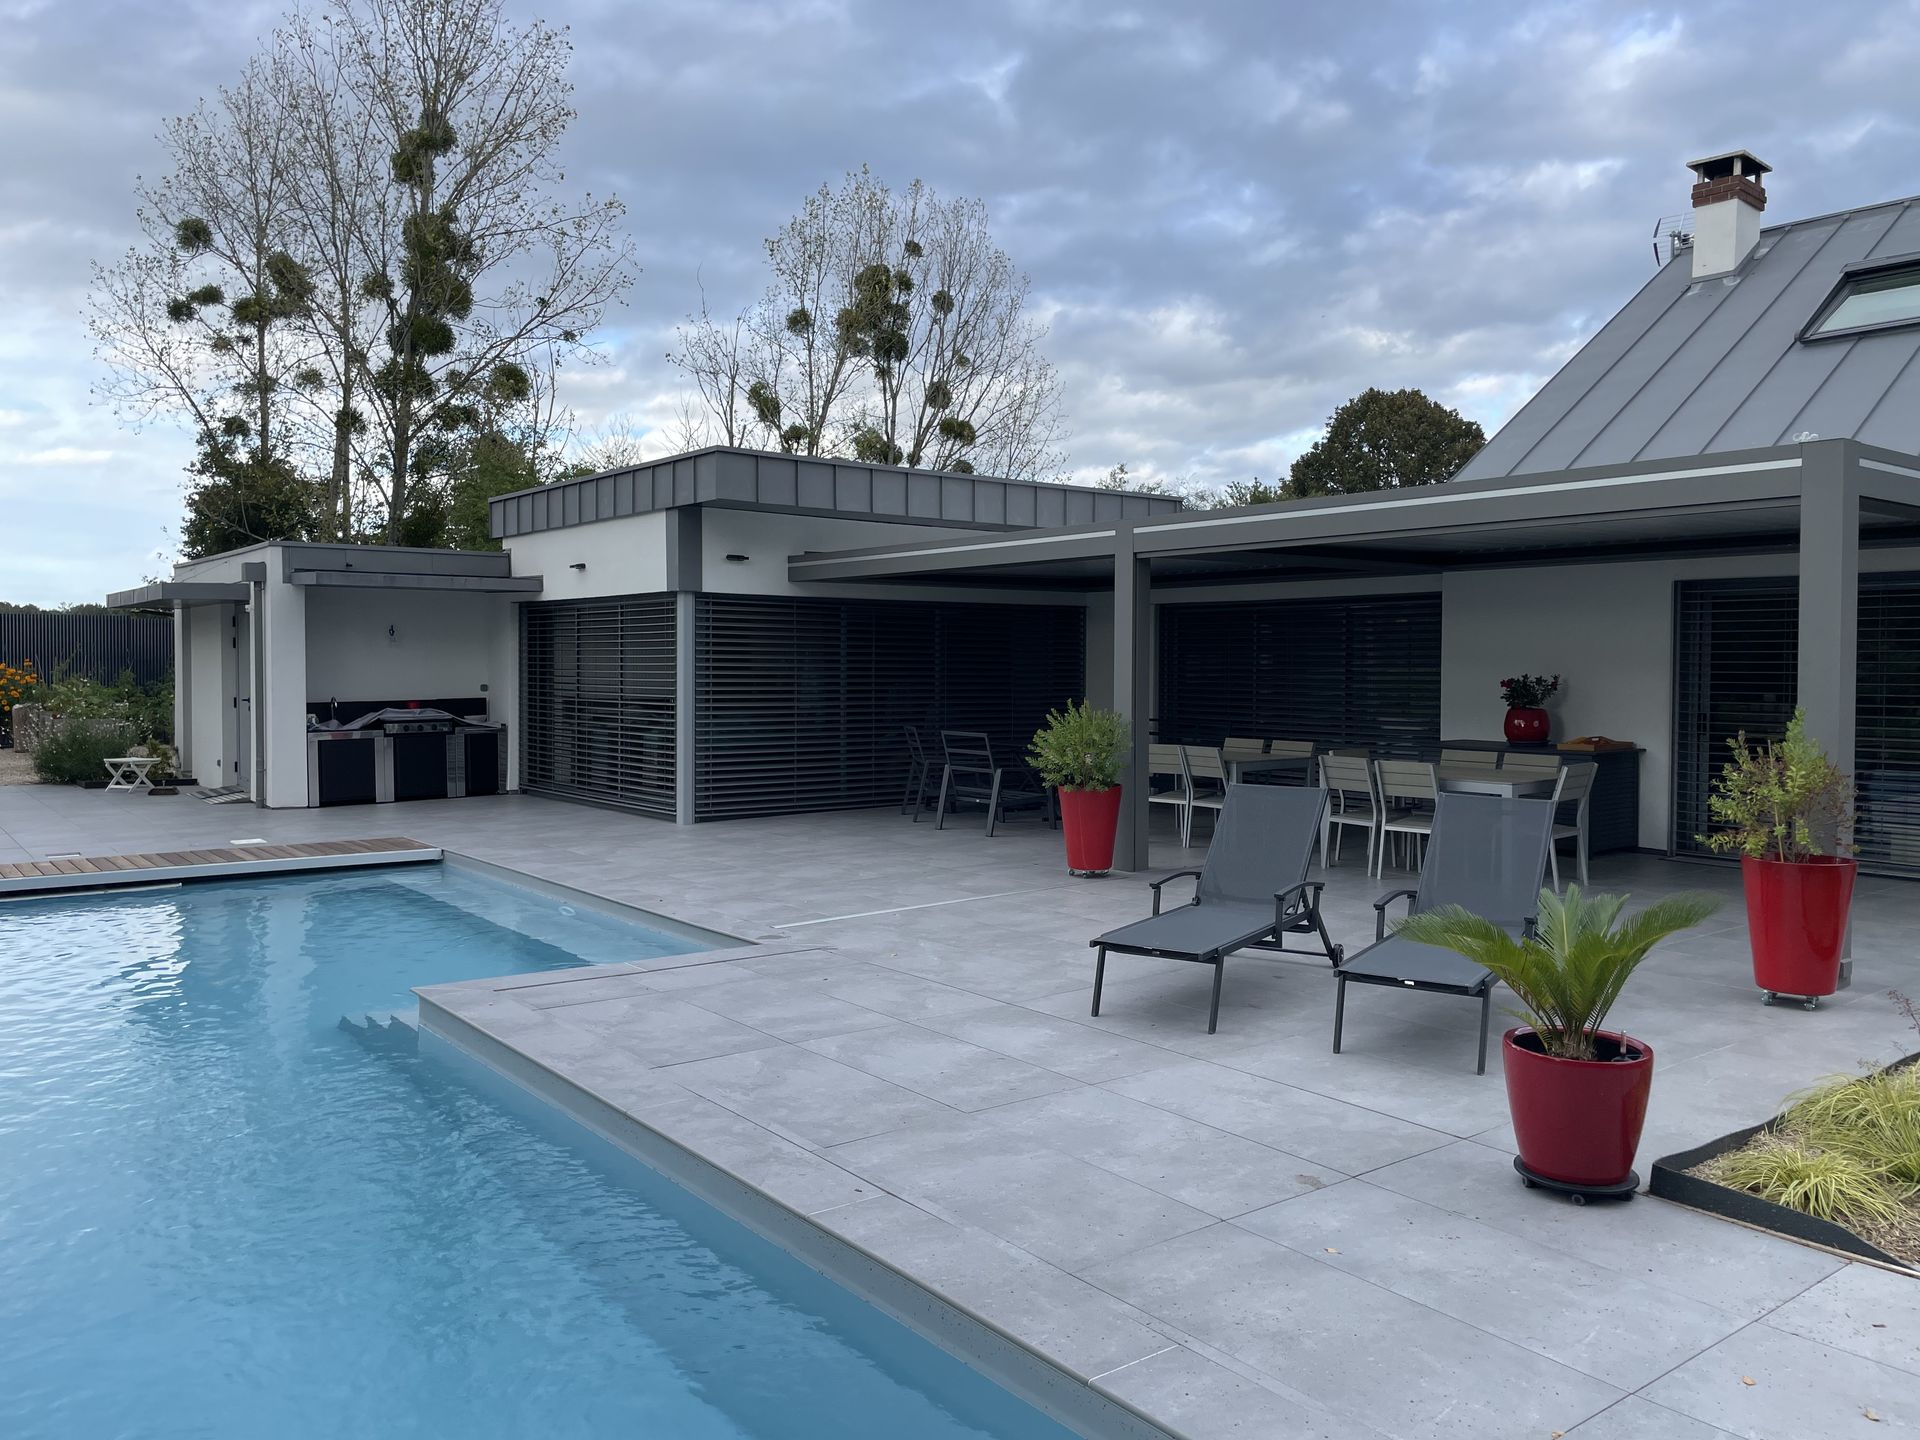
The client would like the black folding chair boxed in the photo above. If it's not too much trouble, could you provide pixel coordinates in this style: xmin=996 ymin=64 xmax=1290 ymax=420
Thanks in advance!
xmin=901 ymin=724 xmax=935 ymax=819
xmin=1331 ymin=794 xmax=1555 ymax=1073
xmin=1090 ymin=784 xmax=1341 ymax=1033
xmin=933 ymin=730 xmax=1055 ymax=836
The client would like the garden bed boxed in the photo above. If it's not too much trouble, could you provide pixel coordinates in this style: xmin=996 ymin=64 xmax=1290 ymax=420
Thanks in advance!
xmin=1651 ymin=1052 xmax=1920 ymax=1273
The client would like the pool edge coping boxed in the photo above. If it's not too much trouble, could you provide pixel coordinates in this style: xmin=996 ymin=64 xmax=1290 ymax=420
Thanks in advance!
xmin=415 ymin=988 xmax=1191 ymax=1440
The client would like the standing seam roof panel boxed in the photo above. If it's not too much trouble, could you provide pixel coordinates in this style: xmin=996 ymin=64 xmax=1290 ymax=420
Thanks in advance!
xmin=1453 ymin=262 xmax=1688 ymax=480
xmin=1458 ymin=194 xmax=1920 ymax=477
xmin=1576 ymin=223 xmax=1832 ymax=467
xmin=1634 ymin=218 xmax=1851 ymax=460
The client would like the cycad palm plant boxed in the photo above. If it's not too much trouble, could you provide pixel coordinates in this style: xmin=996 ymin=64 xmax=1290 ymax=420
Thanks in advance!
xmin=1396 ymin=886 xmax=1719 ymax=1060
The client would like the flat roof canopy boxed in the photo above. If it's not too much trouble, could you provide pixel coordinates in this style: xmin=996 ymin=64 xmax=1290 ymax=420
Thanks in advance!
xmin=789 ymin=444 xmax=1920 ymax=591
xmin=105 ymin=580 xmax=252 ymax=608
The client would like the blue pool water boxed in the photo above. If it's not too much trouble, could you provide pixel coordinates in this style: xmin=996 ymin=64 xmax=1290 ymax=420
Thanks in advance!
xmin=0 ymin=865 xmax=1077 ymax=1440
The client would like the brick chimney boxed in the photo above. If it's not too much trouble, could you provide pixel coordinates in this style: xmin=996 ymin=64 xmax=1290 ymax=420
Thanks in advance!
xmin=1687 ymin=150 xmax=1771 ymax=278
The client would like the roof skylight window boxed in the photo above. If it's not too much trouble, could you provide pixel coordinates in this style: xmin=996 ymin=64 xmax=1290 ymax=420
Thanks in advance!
xmin=1805 ymin=258 xmax=1920 ymax=339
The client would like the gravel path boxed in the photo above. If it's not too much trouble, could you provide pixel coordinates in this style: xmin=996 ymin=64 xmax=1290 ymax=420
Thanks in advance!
xmin=0 ymin=749 xmax=39 ymax=785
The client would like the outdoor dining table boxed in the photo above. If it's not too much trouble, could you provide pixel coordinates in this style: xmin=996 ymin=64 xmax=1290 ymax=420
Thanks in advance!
xmin=1434 ymin=766 xmax=1558 ymax=798
xmin=1221 ymin=751 xmax=1314 ymax=783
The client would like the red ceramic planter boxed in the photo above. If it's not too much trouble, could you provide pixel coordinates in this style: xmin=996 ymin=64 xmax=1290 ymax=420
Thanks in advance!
xmin=1740 ymin=854 xmax=1857 ymax=1000
xmin=1058 ymin=785 xmax=1122 ymax=875
xmin=1503 ymin=706 xmax=1551 ymax=745
xmin=1503 ymin=1028 xmax=1653 ymax=1188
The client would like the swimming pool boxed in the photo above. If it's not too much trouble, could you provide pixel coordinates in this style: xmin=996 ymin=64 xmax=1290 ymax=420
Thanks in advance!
xmin=0 ymin=865 xmax=1079 ymax=1439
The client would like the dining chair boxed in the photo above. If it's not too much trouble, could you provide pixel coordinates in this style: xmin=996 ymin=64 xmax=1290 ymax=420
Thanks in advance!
xmin=1223 ymin=736 xmax=1268 ymax=755
xmin=1373 ymin=758 xmax=1440 ymax=876
xmin=1498 ymin=752 xmax=1564 ymax=778
xmin=1440 ymin=747 xmax=1500 ymax=771
xmin=1546 ymin=760 xmax=1597 ymax=889
xmin=1147 ymin=743 xmax=1190 ymax=843
xmin=1180 ymin=744 xmax=1230 ymax=847
xmin=934 ymin=731 xmax=1054 ymax=836
xmin=1264 ymin=739 xmax=1317 ymax=760
xmin=901 ymin=724 xmax=934 ymax=819
xmin=1319 ymin=752 xmax=1399 ymax=872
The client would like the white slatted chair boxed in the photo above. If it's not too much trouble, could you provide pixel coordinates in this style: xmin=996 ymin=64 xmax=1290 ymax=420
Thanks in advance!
xmin=1498 ymin=752 xmax=1564 ymax=778
xmin=1180 ymin=744 xmax=1230 ymax=847
xmin=1147 ymin=743 xmax=1189 ymax=842
xmin=1319 ymin=752 xmax=1399 ymax=872
xmin=1373 ymin=758 xmax=1440 ymax=877
xmin=1264 ymin=739 xmax=1317 ymax=759
xmin=1547 ymin=761 xmax=1597 ymax=889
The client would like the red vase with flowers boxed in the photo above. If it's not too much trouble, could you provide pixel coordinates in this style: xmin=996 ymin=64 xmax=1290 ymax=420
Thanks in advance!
xmin=1500 ymin=673 xmax=1560 ymax=746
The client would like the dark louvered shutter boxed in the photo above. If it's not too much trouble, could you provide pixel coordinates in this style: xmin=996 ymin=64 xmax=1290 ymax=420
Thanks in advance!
xmin=1857 ymin=575 xmax=1920 ymax=875
xmin=694 ymin=596 xmax=1083 ymax=820
xmin=1157 ymin=594 xmax=1440 ymax=755
xmin=1671 ymin=578 xmax=1797 ymax=857
xmin=520 ymin=597 xmax=676 ymax=816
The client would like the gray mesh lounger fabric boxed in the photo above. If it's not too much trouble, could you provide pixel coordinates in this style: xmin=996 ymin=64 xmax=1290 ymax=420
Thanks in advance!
xmin=1090 ymin=784 xmax=1340 ymax=1034
xmin=1332 ymin=793 xmax=1555 ymax=1073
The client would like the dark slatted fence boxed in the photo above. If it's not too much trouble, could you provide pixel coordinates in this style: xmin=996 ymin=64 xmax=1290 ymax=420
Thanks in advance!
xmin=0 ymin=612 xmax=173 ymax=684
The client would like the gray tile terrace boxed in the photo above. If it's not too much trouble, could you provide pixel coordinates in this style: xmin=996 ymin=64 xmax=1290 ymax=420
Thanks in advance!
xmin=5 ymin=783 xmax=1918 ymax=1439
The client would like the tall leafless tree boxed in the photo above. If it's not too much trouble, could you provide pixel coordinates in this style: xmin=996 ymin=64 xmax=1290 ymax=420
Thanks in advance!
xmin=671 ymin=170 xmax=1066 ymax=481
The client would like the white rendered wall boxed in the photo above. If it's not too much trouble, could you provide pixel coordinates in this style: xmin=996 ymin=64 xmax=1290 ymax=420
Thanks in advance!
xmin=701 ymin=510 xmax=980 ymax=597
xmin=260 ymin=549 xmax=308 ymax=808
xmin=303 ymin=587 xmax=509 ymax=717
xmin=182 ymin=603 xmax=231 ymax=785
xmin=1442 ymin=546 xmax=1920 ymax=849
xmin=502 ymin=511 xmax=669 ymax=599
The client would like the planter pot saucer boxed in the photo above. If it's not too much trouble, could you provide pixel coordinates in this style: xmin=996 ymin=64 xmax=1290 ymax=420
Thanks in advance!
xmin=1513 ymin=1155 xmax=1637 ymax=1205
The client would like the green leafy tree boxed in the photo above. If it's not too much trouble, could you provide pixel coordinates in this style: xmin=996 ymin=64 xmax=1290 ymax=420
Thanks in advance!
xmin=180 ymin=426 xmax=318 ymax=557
xmin=1214 ymin=477 xmax=1286 ymax=508
xmin=1284 ymin=387 xmax=1485 ymax=500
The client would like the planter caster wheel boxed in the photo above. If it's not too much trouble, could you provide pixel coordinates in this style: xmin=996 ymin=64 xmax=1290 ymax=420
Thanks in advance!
xmin=1762 ymin=991 xmax=1777 ymax=1006
xmin=1803 ymin=997 xmax=1820 ymax=1012
xmin=1513 ymin=1156 xmax=1637 ymax=1204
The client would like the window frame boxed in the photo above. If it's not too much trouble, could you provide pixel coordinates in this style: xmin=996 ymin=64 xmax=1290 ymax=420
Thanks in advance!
xmin=1800 ymin=251 xmax=1920 ymax=342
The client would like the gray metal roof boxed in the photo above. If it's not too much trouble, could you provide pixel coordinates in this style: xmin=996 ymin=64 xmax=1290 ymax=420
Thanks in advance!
xmin=487 ymin=445 xmax=1184 ymax=540
xmin=1459 ymin=196 xmax=1920 ymax=480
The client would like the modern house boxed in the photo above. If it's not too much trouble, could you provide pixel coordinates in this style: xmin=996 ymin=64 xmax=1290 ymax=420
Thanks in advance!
xmin=113 ymin=150 xmax=1920 ymax=878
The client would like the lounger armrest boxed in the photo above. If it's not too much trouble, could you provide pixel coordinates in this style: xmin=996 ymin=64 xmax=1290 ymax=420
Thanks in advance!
xmin=1148 ymin=869 xmax=1203 ymax=915
xmin=1273 ymin=879 xmax=1324 ymax=931
xmin=1372 ymin=887 xmax=1418 ymax=942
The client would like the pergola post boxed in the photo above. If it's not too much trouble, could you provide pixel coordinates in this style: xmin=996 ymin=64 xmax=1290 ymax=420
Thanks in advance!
xmin=1113 ymin=543 xmax=1152 ymax=872
xmin=1795 ymin=441 xmax=1859 ymax=780
xmin=1796 ymin=441 xmax=1859 ymax=976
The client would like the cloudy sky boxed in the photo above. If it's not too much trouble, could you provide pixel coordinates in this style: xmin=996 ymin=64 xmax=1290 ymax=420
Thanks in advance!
xmin=4 ymin=0 xmax=1918 ymax=605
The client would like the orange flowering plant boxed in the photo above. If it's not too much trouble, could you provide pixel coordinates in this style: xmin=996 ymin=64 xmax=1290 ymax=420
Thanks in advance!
xmin=0 ymin=658 xmax=38 ymax=713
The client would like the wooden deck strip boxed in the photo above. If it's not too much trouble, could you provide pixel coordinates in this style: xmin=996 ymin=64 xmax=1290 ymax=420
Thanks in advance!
xmin=0 ymin=837 xmax=436 ymax=895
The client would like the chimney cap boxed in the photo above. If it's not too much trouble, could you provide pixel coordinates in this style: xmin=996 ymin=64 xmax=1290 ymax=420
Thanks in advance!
xmin=1687 ymin=150 xmax=1772 ymax=183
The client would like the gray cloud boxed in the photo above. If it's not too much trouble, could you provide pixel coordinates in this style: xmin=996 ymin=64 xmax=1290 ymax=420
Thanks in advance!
xmin=4 ymin=0 xmax=1918 ymax=603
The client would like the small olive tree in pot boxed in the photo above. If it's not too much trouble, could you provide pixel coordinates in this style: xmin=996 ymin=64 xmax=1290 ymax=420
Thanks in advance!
xmin=1701 ymin=709 xmax=1856 ymax=1008
xmin=1028 ymin=700 xmax=1129 ymax=877
xmin=1399 ymin=885 xmax=1717 ymax=1197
